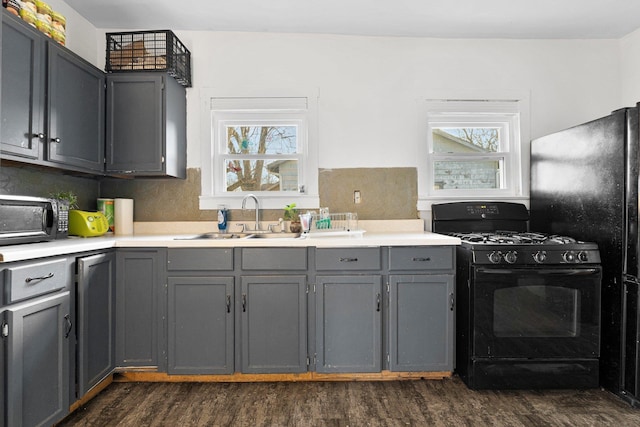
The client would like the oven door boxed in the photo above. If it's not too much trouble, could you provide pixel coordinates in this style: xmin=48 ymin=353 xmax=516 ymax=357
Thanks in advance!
xmin=472 ymin=265 xmax=601 ymax=359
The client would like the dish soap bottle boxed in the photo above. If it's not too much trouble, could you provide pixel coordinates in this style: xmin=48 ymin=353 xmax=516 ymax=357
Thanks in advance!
xmin=217 ymin=205 xmax=228 ymax=233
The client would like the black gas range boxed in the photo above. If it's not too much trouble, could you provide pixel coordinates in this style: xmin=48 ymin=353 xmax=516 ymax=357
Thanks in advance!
xmin=433 ymin=202 xmax=602 ymax=390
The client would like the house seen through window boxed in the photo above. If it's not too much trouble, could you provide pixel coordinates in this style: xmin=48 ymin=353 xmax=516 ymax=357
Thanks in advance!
xmin=425 ymin=100 xmax=523 ymax=200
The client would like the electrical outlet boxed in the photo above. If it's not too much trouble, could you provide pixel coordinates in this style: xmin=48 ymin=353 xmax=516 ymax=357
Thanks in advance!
xmin=354 ymin=190 xmax=361 ymax=204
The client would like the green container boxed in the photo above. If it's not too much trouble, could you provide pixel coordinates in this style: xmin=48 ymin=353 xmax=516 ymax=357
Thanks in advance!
xmin=97 ymin=198 xmax=114 ymax=232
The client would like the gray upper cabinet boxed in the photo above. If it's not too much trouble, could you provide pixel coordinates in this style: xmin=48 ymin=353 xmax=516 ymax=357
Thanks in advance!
xmin=106 ymin=72 xmax=186 ymax=178
xmin=77 ymin=252 xmax=116 ymax=397
xmin=0 ymin=10 xmax=105 ymax=174
xmin=46 ymin=42 xmax=105 ymax=173
xmin=1 ymin=10 xmax=44 ymax=161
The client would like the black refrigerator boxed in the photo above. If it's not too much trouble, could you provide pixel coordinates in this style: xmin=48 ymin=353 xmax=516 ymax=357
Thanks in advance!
xmin=530 ymin=105 xmax=640 ymax=406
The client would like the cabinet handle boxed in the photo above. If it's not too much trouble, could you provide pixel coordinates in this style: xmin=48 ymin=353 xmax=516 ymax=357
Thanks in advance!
xmin=64 ymin=314 xmax=73 ymax=338
xmin=339 ymin=257 xmax=358 ymax=262
xmin=449 ymin=293 xmax=455 ymax=311
xmin=412 ymin=257 xmax=431 ymax=262
xmin=50 ymin=137 xmax=61 ymax=143
xmin=226 ymin=295 xmax=231 ymax=313
xmin=242 ymin=293 xmax=247 ymax=312
xmin=25 ymin=272 xmax=54 ymax=283
xmin=32 ymin=133 xmax=44 ymax=139
xmin=376 ymin=293 xmax=381 ymax=312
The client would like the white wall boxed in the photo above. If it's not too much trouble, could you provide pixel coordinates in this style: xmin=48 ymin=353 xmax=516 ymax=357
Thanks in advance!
xmin=49 ymin=0 xmax=99 ymax=65
xmin=171 ymin=32 xmax=620 ymax=171
xmin=620 ymin=28 xmax=640 ymax=107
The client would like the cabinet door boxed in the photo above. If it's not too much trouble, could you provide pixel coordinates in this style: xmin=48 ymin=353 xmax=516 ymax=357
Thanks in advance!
xmin=0 ymin=11 xmax=45 ymax=160
xmin=6 ymin=292 xmax=70 ymax=427
xmin=47 ymin=42 xmax=105 ymax=173
xmin=315 ymin=275 xmax=382 ymax=373
xmin=241 ymin=275 xmax=307 ymax=373
xmin=388 ymin=274 xmax=454 ymax=372
xmin=167 ymin=276 xmax=234 ymax=374
xmin=116 ymin=250 xmax=163 ymax=368
xmin=77 ymin=252 xmax=116 ymax=396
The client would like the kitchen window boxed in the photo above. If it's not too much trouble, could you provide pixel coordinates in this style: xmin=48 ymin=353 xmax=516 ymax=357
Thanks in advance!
xmin=200 ymin=91 xmax=319 ymax=210
xmin=420 ymin=98 xmax=527 ymax=206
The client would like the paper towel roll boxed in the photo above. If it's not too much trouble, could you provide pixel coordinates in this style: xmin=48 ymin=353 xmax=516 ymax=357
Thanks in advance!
xmin=114 ymin=198 xmax=134 ymax=235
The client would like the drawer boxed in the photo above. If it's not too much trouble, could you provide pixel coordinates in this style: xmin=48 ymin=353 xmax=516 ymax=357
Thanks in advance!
xmin=241 ymin=248 xmax=307 ymax=270
xmin=4 ymin=257 xmax=69 ymax=304
xmin=316 ymin=248 xmax=381 ymax=271
xmin=388 ymin=246 xmax=454 ymax=271
xmin=167 ymin=248 xmax=233 ymax=271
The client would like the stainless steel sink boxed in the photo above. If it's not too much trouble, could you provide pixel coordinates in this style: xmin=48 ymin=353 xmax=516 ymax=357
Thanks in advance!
xmin=175 ymin=232 xmax=251 ymax=240
xmin=244 ymin=231 xmax=301 ymax=239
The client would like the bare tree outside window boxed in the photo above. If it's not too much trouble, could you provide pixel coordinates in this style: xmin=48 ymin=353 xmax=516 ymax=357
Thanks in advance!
xmin=225 ymin=125 xmax=298 ymax=192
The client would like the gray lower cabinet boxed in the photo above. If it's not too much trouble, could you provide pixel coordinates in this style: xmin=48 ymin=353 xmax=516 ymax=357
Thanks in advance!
xmin=387 ymin=246 xmax=455 ymax=372
xmin=1 ymin=256 xmax=71 ymax=427
xmin=166 ymin=248 xmax=235 ymax=375
xmin=106 ymin=72 xmax=186 ymax=178
xmin=77 ymin=252 xmax=116 ymax=396
xmin=167 ymin=276 xmax=234 ymax=374
xmin=240 ymin=275 xmax=308 ymax=373
xmin=315 ymin=274 xmax=383 ymax=373
xmin=116 ymin=249 xmax=165 ymax=369
xmin=314 ymin=248 xmax=383 ymax=373
xmin=388 ymin=274 xmax=454 ymax=371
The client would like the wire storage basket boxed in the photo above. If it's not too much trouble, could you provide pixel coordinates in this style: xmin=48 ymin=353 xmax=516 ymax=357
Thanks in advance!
xmin=308 ymin=212 xmax=359 ymax=234
xmin=105 ymin=30 xmax=192 ymax=87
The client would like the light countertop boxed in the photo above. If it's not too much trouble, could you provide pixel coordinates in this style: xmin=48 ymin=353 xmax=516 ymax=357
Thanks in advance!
xmin=0 ymin=231 xmax=460 ymax=263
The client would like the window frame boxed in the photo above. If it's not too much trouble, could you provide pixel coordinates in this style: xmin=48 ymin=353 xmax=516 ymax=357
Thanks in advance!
xmin=199 ymin=89 xmax=319 ymax=210
xmin=419 ymin=98 xmax=528 ymax=209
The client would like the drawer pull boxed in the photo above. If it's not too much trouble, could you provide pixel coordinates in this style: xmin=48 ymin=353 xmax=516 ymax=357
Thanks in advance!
xmin=339 ymin=257 xmax=358 ymax=262
xmin=25 ymin=272 xmax=54 ymax=283
xmin=242 ymin=293 xmax=247 ymax=312
xmin=376 ymin=293 xmax=381 ymax=312
xmin=412 ymin=257 xmax=431 ymax=262
xmin=226 ymin=295 xmax=231 ymax=313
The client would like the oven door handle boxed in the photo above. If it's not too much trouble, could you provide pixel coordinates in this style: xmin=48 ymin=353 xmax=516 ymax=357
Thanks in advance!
xmin=476 ymin=268 xmax=600 ymax=276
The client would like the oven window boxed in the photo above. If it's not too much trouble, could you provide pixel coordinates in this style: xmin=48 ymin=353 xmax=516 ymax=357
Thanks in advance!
xmin=493 ymin=285 xmax=579 ymax=338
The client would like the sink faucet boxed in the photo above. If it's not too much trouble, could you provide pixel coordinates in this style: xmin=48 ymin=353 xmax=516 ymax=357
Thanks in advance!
xmin=241 ymin=194 xmax=260 ymax=231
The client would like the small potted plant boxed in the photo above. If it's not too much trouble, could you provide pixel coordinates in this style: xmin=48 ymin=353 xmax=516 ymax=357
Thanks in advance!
xmin=50 ymin=190 xmax=79 ymax=210
xmin=284 ymin=203 xmax=302 ymax=233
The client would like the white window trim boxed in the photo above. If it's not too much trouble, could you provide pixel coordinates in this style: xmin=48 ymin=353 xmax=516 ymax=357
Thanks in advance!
xmin=417 ymin=94 xmax=530 ymax=211
xmin=199 ymin=88 xmax=319 ymax=210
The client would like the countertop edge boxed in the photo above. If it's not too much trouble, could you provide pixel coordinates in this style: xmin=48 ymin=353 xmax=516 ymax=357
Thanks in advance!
xmin=0 ymin=232 xmax=461 ymax=263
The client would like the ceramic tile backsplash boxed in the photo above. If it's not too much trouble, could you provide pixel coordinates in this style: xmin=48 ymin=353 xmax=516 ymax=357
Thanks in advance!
xmin=3 ymin=164 xmax=419 ymax=222
xmin=0 ymin=162 xmax=100 ymax=209
xmin=319 ymin=167 xmax=418 ymax=220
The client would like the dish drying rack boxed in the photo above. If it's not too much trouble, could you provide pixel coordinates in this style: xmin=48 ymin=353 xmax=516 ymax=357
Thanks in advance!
xmin=307 ymin=212 xmax=362 ymax=236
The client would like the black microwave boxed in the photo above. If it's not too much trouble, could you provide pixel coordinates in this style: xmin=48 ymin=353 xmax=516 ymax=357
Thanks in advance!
xmin=0 ymin=195 xmax=69 ymax=246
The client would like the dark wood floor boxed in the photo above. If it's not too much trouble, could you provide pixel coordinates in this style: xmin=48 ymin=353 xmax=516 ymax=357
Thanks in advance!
xmin=58 ymin=377 xmax=640 ymax=426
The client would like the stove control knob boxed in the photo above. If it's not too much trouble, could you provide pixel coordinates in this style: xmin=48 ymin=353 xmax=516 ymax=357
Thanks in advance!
xmin=533 ymin=251 xmax=547 ymax=264
xmin=563 ymin=251 xmax=577 ymax=263
xmin=577 ymin=251 xmax=588 ymax=262
xmin=504 ymin=251 xmax=518 ymax=264
xmin=488 ymin=251 xmax=502 ymax=264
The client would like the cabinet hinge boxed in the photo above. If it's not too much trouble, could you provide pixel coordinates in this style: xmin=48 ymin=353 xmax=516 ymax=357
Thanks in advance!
xmin=161 ymin=156 xmax=165 ymax=164
xmin=386 ymin=283 xmax=390 ymax=293
xmin=2 ymin=322 xmax=8 ymax=338
xmin=306 ymin=356 xmax=310 ymax=366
